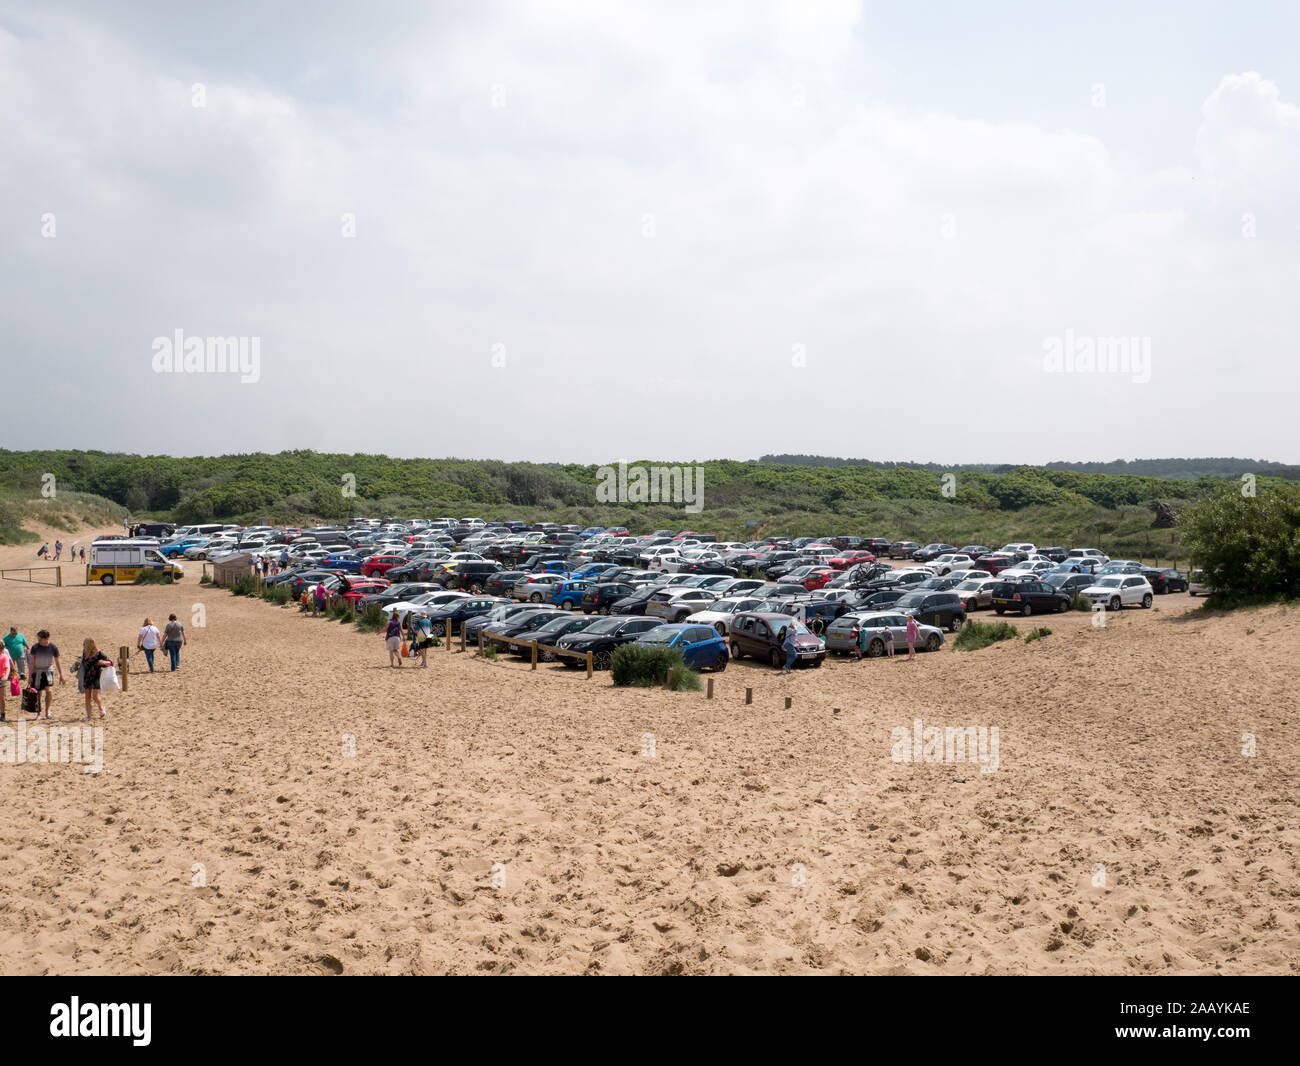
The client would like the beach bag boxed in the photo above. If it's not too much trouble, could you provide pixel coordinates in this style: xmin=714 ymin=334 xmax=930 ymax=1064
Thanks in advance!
xmin=100 ymin=665 xmax=121 ymax=692
xmin=400 ymin=639 xmax=410 ymax=657
xmin=21 ymin=688 xmax=39 ymax=715
xmin=9 ymin=676 xmax=19 ymax=697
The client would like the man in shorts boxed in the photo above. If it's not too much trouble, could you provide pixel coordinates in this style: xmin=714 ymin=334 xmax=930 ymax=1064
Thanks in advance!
xmin=27 ymin=630 xmax=65 ymax=718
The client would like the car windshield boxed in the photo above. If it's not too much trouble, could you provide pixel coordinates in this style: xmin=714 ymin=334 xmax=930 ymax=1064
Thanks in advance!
xmin=638 ymin=627 xmax=680 ymax=645
xmin=581 ymin=618 xmax=624 ymax=635
xmin=894 ymin=594 xmax=925 ymax=608
xmin=535 ymin=616 xmax=589 ymax=634
xmin=1094 ymin=577 xmax=1122 ymax=587
xmin=955 ymin=580 xmax=982 ymax=590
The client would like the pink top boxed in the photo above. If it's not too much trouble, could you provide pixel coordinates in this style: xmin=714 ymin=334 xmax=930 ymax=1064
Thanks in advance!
xmin=905 ymin=616 xmax=919 ymax=640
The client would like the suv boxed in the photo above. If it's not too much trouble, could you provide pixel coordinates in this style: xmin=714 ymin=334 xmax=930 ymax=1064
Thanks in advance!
xmin=553 ymin=615 xmax=662 ymax=670
xmin=728 ymin=612 xmax=826 ymax=667
xmin=911 ymin=543 xmax=957 ymax=563
xmin=645 ymin=587 xmax=720 ymax=623
xmin=891 ymin=591 xmax=967 ymax=631
xmin=1081 ymin=575 xmax=1154 ymax=611
xmin=991 ymin=579 xmax=1071 ymax=616
xmin=580 ymin=581 xmax=638 ymax=614
xmin=440 ymin=561 xmax=504 ymax=591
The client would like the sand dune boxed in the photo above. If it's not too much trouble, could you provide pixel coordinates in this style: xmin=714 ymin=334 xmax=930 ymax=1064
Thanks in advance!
xmin=0 ymin=524 xmax=1295 ymax=974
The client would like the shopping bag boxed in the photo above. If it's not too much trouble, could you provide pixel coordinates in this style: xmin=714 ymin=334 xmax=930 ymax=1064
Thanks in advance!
xmin=100 ymin=665 xmax=122 ymax=692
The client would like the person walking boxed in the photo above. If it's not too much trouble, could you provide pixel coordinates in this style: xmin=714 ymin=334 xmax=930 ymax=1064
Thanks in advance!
xmin=27 ymin=631 xmax=64 ymax=718
xmin=0 ymin=642 xmax=12 ymax=722
xmin=385 ymin=613 xmax=404 ymax=668
xmin=411 ymin=610 xmax=434 ymax=669
xmin=4 ymin=626 xmax=28 ymax=681
xmin=137 ymin=617 xmax=161 ymax=672
xmin=780 ymin=621 xmax=798 ymax=674
xmin=905 ymin=614 xmax=919 ymax=661
xmin=79 ymin=546 xmax=86 ymax=563
xmin=77 ymin=639 xmax=111 ymax=720
xmin=162 ymin=614 xmax=186 ymax=671
xmin=53 ymin=540 xmax=63 ymax=561
xmin=36 ymin=543 xmax=48 ymax=559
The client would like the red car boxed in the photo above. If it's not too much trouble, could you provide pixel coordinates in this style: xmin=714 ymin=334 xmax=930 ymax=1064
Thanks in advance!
xmin=803 ymin=567 xmax=839 ymax=591
xmin=828 ymin=549 xmax=876 ymax=570
xmin=360 ymin=553 xmax=406 ymax=576
xmin=976 ymin=553 xmax=1017 ymax=576
xmin=335 ymin=577 xmax=391 ymax=605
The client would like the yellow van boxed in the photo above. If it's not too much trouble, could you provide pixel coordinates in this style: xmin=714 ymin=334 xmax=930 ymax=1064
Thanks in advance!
xmin=88 ymin=539 xmax=184 ymax=585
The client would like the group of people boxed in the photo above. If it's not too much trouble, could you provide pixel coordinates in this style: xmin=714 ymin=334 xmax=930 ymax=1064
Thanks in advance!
xmin=35 ymin=540 xmax=86 ymax=563
xmin=384 ymin=611 xmax=437 ymax=669
xmin=0 ymin=613 xmax=190 ymax=722
xmin=253 ymin=550 xmax=292 ymax=579
xmin=773 ymin=614 xmax=921 ymax=673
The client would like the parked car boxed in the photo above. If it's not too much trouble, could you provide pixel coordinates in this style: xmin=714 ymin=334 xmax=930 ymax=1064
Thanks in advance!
xmin=553 ymin=615 xmax=663 ymax=670
xmin=1043 ymin=572 xmax=1095 ymax=599
xmin=683 ymin=596 xmax=768 ymax=636
xmin=438 ymin=561 xmax=504 ymax=591
xmin=727 ymin=613 xmax=825 ymax=668
xmin=1081 ymin=575 xmax=1154 ymax=611
xmin=507 ymin=613 xmax=602 ymax=659
xmin=927 ymin=553 xmax=975 ymax=576
xmin=645 ymin=587 xmax=720 ymax=623
xmin=950 ymin=576 xmax=1000 ymax=611
xmin=1187 ymin=569 xmax=1210 ymax=596
xmin=991 ymin=579 xmax=1072 ymax=616
xmin=579 ymin=581 xmax=638 ymax=614
xmin=890 ymin=590 xmax=967 ymax=631
xmin=549 ymin=579 xmax=593 ymax=610
xmin=512 ymin=573 xmax=571 ymax=602
xmin=632 ymin=624 xmax=730 ymax=671
xmin=825 ymin=611 xmax=945 ymax=656
xmin=887 ymin=541 xmax=919 ymax=560
xmin=421 ymin=596 xmax=509 ymax=635
xmin=911 ymin=543 xmax=957 ymax=563
xmin=1037 ymin=546 xmax=1069 ymax=563
xmin=361 ymin=553 xmax=408 ymax=576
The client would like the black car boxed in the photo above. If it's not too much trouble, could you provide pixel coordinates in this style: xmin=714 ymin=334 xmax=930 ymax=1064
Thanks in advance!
xmin=1156 ymin=568 xmax=1188 ymax=593
xmin=849 ymin=588 xmax=910 ymax=611
xmin=887 ymin=541 xmax=920 ymax=560
xmin=1138 ymin=568 xmax=1172 ymax=594
xmin=581 ymin=582 xmax=639 ymax=614
xmin=991 ymin=580 xmax=1070 ymax=615
xmin=506 ymin=613 xmax=602 ymax=658
xmin=910 ymin=543 xmax=958 ymax=563
xmin=484 ymin=570 xmax=528 ymax=596
xmin=1044 ymin=572 xmax=1094 ymax=599
xmin=552 ymin=615 xmax=662 ymax=670
xmin=959 ymin=545 xmax=992 ymax=559
xmin=357 ymin=581 xmax=446 ymax=608
xmin=861 ymin=538 xmax=894 ymax=557
xmin=677 ymin=560 xmax=738 ymax=577
xmin=464 ymin=603 xmax=551 ymax=643
xmin=438 ymin=561 xmax=504 ymax=591
xmin=479 ymin=606 xmax=563 ymax=641
xmin=609 ymin=586 xmax=658 ymax=615
xmin=892 ymin=591 xmax=967 ymax=631
xmin=421 ymin=596 xmax=509 ymax=635
xmin=1038 ymin=546 xmax=1069 ymax=563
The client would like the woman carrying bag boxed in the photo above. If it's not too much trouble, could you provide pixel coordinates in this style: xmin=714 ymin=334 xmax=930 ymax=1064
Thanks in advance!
xmin=79 ymin=638 xmax=112 ymax=720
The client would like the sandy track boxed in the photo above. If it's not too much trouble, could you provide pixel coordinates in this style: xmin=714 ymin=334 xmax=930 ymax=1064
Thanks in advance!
xmin=0 ymin=526 xmax=1296 ymax=974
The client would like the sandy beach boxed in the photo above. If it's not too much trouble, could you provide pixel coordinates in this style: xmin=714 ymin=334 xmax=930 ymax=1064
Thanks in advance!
xmin=0 ymin=523 xmax=1296 ymax=975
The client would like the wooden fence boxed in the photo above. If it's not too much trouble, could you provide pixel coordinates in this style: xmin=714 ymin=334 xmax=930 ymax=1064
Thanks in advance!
xmin=477 ymin=630 xmax=595 ymax=678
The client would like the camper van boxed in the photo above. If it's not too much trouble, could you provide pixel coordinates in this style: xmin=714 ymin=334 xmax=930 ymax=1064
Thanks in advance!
xmin=88 ymin=539 xmax=184 ymax=585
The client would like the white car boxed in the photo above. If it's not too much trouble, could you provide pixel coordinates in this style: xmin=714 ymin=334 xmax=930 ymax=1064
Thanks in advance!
xmin=684 ymin=596 xmax=767 ymax=635
xmin=1066 ymin=548 xmax=1109 ymax=566
xmin=639 ymin=546 xmax=682 ymax=570
xmin=1187 ymin=569 xmax=1210 ymax=596
xmin=951 ymin=576 xmax=1001 ymax=611
xmin=928 ymin=553 xmax=975 ymax=576
xmin=1082 ymin=575 xmax=1153 ymax=611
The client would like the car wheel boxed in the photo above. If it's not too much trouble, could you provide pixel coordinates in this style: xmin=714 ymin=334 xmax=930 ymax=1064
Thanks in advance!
xmin=867 ymin=638 xmax=885 ymax=658
xmin=965 ymin=599 xmax=977 ymax=611
xmin=1142 ymin=594 xmax=1153 ymax=609
xmin=1020 ymin=602 xmax=1033 ymax=616
xmin=994 ymin=607 xmax=1005 ymax=615
xmin=713 ymin=652 xmax=728 ymax=672
xmin=1057 ymin=599 xmax=1068 ymax=613
xmin=949 ymin=615 xmax=963 ymax=632
xmin=730 ymin=641 xmax=743 ymax=661
xmin=100 ymin=573 xmax=115 ymax=585
xmin=530 ymin=593 xmax=542 ymax=602
xmin=594 ymin=651 xmax=612 ymax=670
xmin=1109 ymin=597 xmax=1121 ymax=612
xmin=925 ymin=634 xmax=941 ymax=652
xmin=560 ymin=600 xmax=573 ymax=610
xmin=599 ymin=604 xmax=611 ymax=615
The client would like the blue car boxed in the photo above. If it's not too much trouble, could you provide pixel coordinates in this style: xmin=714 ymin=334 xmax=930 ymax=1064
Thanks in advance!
xmin=323 ymin=552 xmax=366 ymax=573
xmin=580 ymin=526 xmax=606 ymax=538
xmin=571 ymin=562 xmax=617 ymax=580
xmin=161 ymin=538 xmax=204 ymax=558
xmin=632 ymin=623 xmax=729 ymax=671
xmin=549 ymin=580 xmax=592 ymax=610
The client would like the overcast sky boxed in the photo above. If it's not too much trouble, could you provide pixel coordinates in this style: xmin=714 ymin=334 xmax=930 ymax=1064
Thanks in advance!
xmin=2 ymin=1 xmax=1298 ymax=464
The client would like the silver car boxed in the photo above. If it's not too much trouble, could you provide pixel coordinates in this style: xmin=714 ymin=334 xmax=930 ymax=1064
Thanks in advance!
xmin=824 ymin=611 xmax=945 ymax=656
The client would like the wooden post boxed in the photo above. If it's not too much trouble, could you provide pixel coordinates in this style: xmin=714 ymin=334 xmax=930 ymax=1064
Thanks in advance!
xmin=118 ymin=646 xmax=129 ymax=693
xmin=706 ymin=678 xmax=714 ymax=700
xmin=784 ymin=696 xmax=792 ymax=710
xmin=745 ymin=687 xmax=752 ymax=705
xmin=446 ymin=619 xmax=453 ymax=651
xmin=478 ymin=630 xmax=484 ymax=654
xmin=531 ymin=641 xmax=538 ymax=670
xmin=586 ymin=651 xmax=593 ymax=679
xmin=56 ymin=567 xmax=62 ymax=588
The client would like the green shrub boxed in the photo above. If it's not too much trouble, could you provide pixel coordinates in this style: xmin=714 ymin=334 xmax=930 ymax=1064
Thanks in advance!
xmin=1024 ymin=626 xmax=1052 ymax=644
xmin=230 ymin=574 xmax=257 ymax=597
xmin=133 ymin=568 xmax=172 ymax=585
xmin=1069 ymin=592 xmax=1092 ymax=612
xmin=481 ymin=643 xmax=498 ymax=660
xmin=354 ymin=604 xmax=388 ymax=633
xmin=952 ymin=619 xmax=1019 ymax=652
xmin=611 ymin=644 xmax=695 ymax=687
xmin=1179 ymin=483 xmax=1300 ymax=604
xmin=329 ymin=598 xmax=354 ymax=621
xmin=199 ymin=573 xmax=211 ymax=585
xmin=664 ymin=663 xmax=703 ymax=692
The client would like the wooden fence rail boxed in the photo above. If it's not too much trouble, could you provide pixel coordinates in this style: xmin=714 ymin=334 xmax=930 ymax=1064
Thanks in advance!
xmin=477 ymin=631 xmax=594 ymax=678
